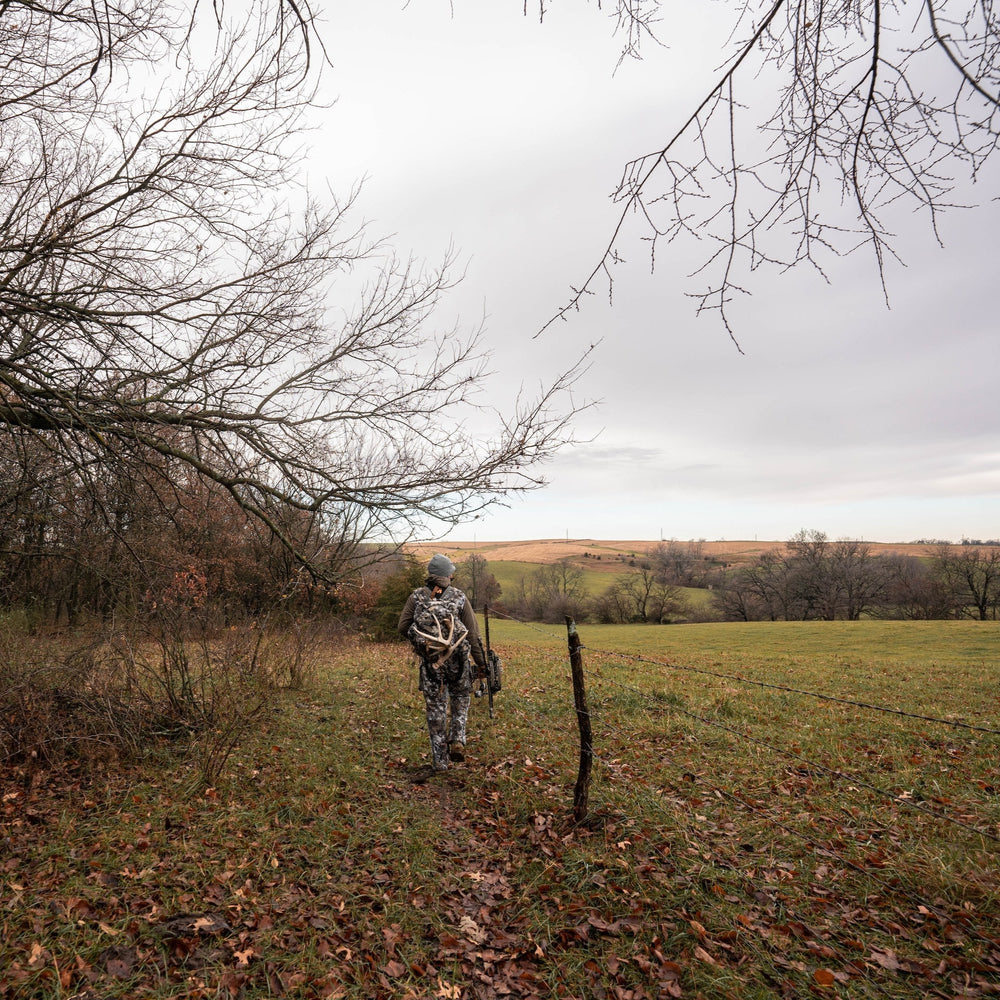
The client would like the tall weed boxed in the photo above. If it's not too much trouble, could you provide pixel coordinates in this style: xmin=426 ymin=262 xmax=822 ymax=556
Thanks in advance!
xmin=0 ymin=609 xmax=324 ymax=784
xmin=0 ymin=629 xmax=148 ymax=769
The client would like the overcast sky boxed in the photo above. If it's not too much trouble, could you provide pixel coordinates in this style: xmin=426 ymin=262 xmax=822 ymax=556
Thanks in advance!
xmin=316 ymin=2 xmax=999 ymax=545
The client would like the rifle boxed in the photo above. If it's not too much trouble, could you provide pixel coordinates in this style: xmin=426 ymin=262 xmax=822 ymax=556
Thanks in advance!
xmin=475 ymin=604 xmax=502 ymax=717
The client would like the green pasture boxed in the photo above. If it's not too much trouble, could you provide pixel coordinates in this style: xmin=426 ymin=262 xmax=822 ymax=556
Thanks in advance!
xmin=3 ymin=620 xmax=998 ymax=998
xmin=488 ymin=560 xmax=711 ymax=609
xmin=487 ymin=559 xmax=614 ymax=598
xmin=485 ymin=618 xmax=1000 ymax=724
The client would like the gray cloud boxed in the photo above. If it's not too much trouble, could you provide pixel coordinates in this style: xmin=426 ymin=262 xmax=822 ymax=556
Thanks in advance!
xmin=319 ymin=4 xmax=999 ymax=542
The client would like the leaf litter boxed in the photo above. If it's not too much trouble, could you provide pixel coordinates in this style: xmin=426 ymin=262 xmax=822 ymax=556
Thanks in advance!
xmin=2 ymin=636 xmax=999 ymax=999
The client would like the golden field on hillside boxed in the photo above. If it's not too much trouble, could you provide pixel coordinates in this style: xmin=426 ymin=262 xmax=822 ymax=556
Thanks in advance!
xmin=408 ymin=537 xmax=949 ymax=569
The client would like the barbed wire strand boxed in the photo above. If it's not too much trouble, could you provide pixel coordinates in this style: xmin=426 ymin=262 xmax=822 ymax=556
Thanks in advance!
xmin=480 ymin=619 xmax=1000 ymax=843
xmin=582 ymin=640 xmax=1000 ymax=737
xmin=484 ymin=608 xmax=1000 ymax=736
xmin=593 ymin=669 xmax=1000 ymax=845
xmin=497 ymin=671 xmax=928 ymax=994
xmin=484 ymin=632 xmax=1000 ymax=877
xmin=476 ymin=625 xmax=1000 ymax=961
xmin=581 ymin=682 xmax=1000 ymax=960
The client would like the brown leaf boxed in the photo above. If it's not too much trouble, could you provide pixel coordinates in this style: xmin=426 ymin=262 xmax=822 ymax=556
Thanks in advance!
xmin=871 ymin=949 xmax=901 ymax=971
xmin=27 ymin=942 xmax=48 ymax=968
xmin=458 ymin=915 xmax=488 ymax=945
xmin=694 ymin=945 xmax=717 ymax=965
xmin=219 ymin=971 xmax=247 ymax=998
xmin=381 ymin=959 xmax=406 ymax=978
xmin=103 ymin=946 xmax=137 ymax=979
xmin=813 ymin=968 xmax=836 ymax=986
xmin=587 ymin=914 xmax=619 ymax=933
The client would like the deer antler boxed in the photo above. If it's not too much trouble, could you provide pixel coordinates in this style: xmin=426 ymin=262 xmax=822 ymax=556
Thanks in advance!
xmin=411 ymin=612 xmax=468 ymax=664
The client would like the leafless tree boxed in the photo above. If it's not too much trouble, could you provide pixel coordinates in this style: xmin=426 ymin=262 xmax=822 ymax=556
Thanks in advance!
xmin=652 ymin=538 xmax=707 ymax=587
xmin=542 ymin=0 xmax=1000 ymax=345
xmin=508 ymin=558 xmax=588 ymax=621
xmin=933 ymin=544 xmax=1000 ymax=619
xmin=0 ymin=0 xmax=585 ymax=584
xmin=590 ymin=578 xmax=635 ymax=623
xmin=526 ymin=0 xmax=663 ymax=67
xmin=624 ymin=566 xmax=688 ymax=622
xmin=714 ymin=548 xmax=791 ymax=620
xmin=881 ymin=554 xmax=953 ymax=618
xmin=454 ymin=552 xmax=502 ymax=610
xmin=828 ymin=538 xmax=889 ymax=619
xmin=784 ymin=528 xmax=834 ymax=618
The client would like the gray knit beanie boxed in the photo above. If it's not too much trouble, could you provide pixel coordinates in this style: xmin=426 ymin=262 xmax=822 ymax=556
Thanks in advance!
xmin=427 ymin=553 xmax=456 ymax=578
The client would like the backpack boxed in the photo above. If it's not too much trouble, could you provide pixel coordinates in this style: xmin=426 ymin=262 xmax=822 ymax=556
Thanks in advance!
xmin=408 ymin=587 xmax=469 ymax=666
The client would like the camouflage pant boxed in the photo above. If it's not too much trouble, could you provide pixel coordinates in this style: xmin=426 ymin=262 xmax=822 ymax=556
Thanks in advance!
xmin=420 ymin=656 xmax=471 ymax=769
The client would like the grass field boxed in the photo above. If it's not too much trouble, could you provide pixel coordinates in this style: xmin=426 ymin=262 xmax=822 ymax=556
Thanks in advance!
xmin=487 ymin=560 xmax=618 ymax=599
xmin=3 ymin=621 xmax=999 ymax=998
xmin=410 ymin=539 xmax=951 ymax=568
xmin=487 ymin=561 xmax=712 ymax=612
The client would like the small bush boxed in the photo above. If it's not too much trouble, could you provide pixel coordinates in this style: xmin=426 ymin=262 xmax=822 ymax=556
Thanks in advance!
xmin=367 ymin=556 xmax=425 ymax=641
xmin=0 ymin=632 xmax=151 ymax=769
xmin=0 ymin=609 xmax=323 ymax=785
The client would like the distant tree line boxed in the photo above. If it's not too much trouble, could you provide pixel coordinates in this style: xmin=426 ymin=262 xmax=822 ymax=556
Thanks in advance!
xmin=715 ymin=531 xmax=1000 ymax=622
xmin=6 ymin=498 xmax=998 ymax=632
xmin=463 ymin=533 xmax=1000 ymax=626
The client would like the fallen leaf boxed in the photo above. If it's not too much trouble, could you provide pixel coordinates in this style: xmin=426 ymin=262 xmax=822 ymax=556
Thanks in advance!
xmin=871 ymin=949 xmax=901 ymax=972
xmin=458 ymin=915 xmax=488 ymax=945
xmin=105 ymin=948 xmax=136 ymax=979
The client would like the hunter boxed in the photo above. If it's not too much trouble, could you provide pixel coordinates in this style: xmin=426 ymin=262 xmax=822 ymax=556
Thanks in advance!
xmin=399 ymin=553 xmax=487 ymax=772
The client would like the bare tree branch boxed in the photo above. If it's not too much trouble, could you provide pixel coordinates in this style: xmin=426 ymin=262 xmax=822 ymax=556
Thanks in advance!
xmin=0 ymin=0 xmax=586 ymax=580
xmin=541 ymin=0 xmax=1000 ymax=342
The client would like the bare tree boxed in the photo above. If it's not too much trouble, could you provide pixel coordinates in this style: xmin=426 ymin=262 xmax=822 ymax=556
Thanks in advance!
xmin=542 ymin=1 xmax=1000 ymax=344
xmin=881 ymin=554 xmax=953 ymax=619
xmin=934 ymin=544 xmax=1000 ymax=619
xmin=652 ymin=538 xmax=707 ymax=587
xmin=510 ymin=558 xmax=588 ymax=622
xmin=785 ymin=528 xmax=833 ymax=618
xmin=591 ymin=578 xmax=635 ymax=623
xmin=454 ymin=552 xmax=502 ymax=610
xmin=612 ymin=560 xmax=686 ymax=622
xmin=828 ymin=538 xmax=889 ymax=620
xmin=714 ymin=548 xmax=791 ymax=620
xmin=0 ymin=1 xmax=585 ymax=584
xmin=526 ymin=0 xmax=663 ymax=67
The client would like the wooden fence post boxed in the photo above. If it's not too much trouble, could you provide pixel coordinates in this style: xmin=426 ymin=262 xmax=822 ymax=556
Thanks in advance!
xmin=565 ymin=616 xmax=592 ymax=823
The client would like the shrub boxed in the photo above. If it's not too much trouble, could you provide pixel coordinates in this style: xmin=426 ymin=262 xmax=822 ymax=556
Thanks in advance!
xmin=0 ymin=608 xmax=322 ymax=786
xmin=366 ymin=556 xmax=425 ymax=641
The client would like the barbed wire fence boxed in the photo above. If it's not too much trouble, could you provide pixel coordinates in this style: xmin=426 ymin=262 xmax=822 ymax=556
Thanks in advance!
xmin=473 ymin=608 xmax=1000 ymax=987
